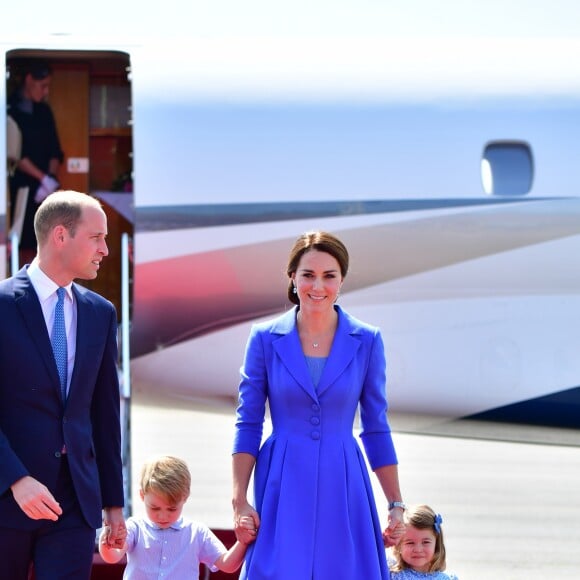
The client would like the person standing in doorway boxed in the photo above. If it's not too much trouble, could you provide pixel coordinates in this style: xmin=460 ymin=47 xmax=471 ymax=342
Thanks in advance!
xmin=8 ymin=59 xmax=64 ymax=267
xmin=0 ymin=190 xmax=126 ymax=579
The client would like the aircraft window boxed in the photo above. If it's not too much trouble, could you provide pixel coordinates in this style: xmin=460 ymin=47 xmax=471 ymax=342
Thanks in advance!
xmin=481 ymin=141 xmax=533 ymax=196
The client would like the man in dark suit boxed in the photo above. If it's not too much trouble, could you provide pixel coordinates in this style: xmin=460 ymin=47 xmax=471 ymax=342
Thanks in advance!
xmin=0 ymin=190 xmax=126 ymax=579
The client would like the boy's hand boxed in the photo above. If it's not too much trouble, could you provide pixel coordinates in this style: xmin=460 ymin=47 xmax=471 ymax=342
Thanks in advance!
xmin=102 ymin=507 xmax=127 ymax=547
xmin=100 ymin=526 xmax=112 ymax=548
xmin=236 ymin=515 xmax=257 ymax=544
xmin=100 ymin=524 xmax=126 ymax=549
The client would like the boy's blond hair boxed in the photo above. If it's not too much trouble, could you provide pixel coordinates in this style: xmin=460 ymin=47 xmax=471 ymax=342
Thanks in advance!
xmin=139 ymin=455 xmax=191 ymax=504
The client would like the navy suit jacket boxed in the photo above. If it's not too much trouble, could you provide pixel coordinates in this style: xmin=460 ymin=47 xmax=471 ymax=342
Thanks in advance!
xmin=0 ymin=267 xmax=124 ymax=530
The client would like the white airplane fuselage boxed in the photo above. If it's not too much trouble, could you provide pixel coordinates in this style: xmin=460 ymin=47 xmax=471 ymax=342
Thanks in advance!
xmin=2 ymin=37 xmax=579 ymax=430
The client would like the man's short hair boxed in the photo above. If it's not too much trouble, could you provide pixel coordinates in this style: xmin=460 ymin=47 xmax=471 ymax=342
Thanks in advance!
xmin=34 ymin=190 xmax=102 ymax=245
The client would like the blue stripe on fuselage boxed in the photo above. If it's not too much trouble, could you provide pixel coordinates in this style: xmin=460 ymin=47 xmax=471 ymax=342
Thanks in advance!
xmin=134 ymin=197 xmax=550 ymax=232
xmin=468 ymin=386 xmax=580 ymax=429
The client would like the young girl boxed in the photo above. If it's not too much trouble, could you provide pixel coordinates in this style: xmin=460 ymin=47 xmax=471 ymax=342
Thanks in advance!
xmin=389 ymin=504 xmax=459 ymax=579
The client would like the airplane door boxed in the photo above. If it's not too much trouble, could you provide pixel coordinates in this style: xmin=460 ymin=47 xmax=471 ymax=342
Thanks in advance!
xmin=5 ymin=49 xmax=134 ymax=320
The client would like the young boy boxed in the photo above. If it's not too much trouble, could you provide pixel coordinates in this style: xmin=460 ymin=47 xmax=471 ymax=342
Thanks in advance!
xmin=100 ymin=455 xmax=256 ymax=578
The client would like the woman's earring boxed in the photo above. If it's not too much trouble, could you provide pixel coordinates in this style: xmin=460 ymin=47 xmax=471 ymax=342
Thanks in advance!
xmin=293 ymin=286 xmax=297 ymax=294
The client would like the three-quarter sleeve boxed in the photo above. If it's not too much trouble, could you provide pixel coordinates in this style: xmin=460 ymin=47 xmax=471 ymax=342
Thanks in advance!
xmin=358 ymin=328 xmax=398 ymax=469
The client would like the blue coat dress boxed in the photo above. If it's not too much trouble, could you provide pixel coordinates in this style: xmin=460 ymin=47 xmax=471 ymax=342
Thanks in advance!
xmin=233 ymin=305 xmax=398 ymax=579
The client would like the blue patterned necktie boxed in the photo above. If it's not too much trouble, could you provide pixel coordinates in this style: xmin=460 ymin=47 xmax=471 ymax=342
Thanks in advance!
xmin=51 ymin=287 xmax=68 ymax=402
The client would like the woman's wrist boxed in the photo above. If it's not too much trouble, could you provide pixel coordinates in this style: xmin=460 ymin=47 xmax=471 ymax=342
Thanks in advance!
xmin=388 ymin=501 xmax=406 ymax=511
xmin=232 ymin=497 xmax=248 ymax=510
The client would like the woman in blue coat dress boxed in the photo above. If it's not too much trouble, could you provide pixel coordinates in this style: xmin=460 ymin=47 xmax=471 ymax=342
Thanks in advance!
xmin=232 ymin=231 xmax=406 ymax=579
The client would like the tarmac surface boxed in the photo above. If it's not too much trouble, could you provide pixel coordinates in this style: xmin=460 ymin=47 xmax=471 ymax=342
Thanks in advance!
xmin=129 ymin=396 xmax=580 ymax=580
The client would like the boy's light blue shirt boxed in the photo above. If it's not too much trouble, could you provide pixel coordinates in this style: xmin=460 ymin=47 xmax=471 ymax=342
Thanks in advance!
xmin=123 ymin=515 xmax=226 ymax=579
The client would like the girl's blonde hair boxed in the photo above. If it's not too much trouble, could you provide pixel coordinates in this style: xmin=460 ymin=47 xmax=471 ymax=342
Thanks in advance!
xmin=390 ymin=504 xmax=448 ymax=573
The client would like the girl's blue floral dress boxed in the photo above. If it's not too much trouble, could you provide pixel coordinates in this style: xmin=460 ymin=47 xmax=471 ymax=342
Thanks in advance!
xmin=390 ymin=570 xmax=459 ymax=579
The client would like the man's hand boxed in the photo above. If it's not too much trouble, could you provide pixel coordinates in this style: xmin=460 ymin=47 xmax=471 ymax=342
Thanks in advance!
xmin=11 ymin=476 xmax=62 ymax=521
xmin=102 ymin=507 xmax=127 ymax=548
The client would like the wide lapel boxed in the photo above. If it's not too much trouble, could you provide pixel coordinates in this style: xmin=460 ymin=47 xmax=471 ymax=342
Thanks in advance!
xmin=317 ymin=306 xmax=360 ymax=397
xmin=13 ymin=267 xmax=62 ymax=394
xmin=271 ymin=307 xmax=318 ymax=401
